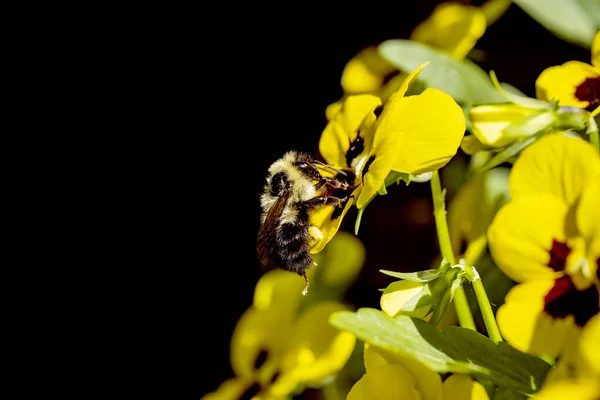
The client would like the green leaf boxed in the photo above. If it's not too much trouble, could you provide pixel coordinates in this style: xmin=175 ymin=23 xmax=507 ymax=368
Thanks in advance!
xmin=489 ymin=71 xmax=550 ymax=110
xmin=380 ymin=269 xmax=441 ymax=282
xmin=576 ymin=0 xmax=600 ymax=27
xmin=378 ymin=40 xmax=505 ymax=105
xmin=476 ymin=134 xmax=540 ymax=172
xmin=513 ymin=0 xmax=597 ymax=48
xmin=329 ymin=309 xmax=551 ymax=394
xmin=493 ymin=388 xmax=527 ymax=400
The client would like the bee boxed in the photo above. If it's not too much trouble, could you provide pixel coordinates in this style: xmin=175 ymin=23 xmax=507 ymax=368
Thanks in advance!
xmin=257 ymin=151 xmax=355 ymax=294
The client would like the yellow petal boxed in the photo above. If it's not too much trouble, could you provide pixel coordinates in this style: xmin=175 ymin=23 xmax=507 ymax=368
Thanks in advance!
xmin=509 ymin=134 xmax=600 ymax=207
xmin=487 ymin=195 xmax=568 ymax=282
xmin=325 ymin=100 xmax=343 ymax=121
xmin=365 ymin=343 xmax=443 ymax=400
xmin=593 ymin=31 xmax=600 ymax=67
xmin=496 ymin=279 xmax=579 ymax=357
xmin=347 ymin=364 xmax=423 ymax=400
xmin=442 ymin=374 xmax=490 ymax=400
xmin=341 ymin=47 xmax=397 ymax=94
xmin=577 ymin=176 xmax=600 ymax=245
xmin=253 ymin=269 xmax=304 ymax=316
xmin=532 ymin=379 xmax=600 ymax=400
xmin=312 ymin=230 xmax=366 ymax=291
xmin=380 ymin=280 xmax=431 ymax=318
xmin=230 ymin=306 xmax=294 ymax=380
xmin=271 ymin=301 xmax=356 ymax=395
xmin=378 ymin=88 xmax=466 ymax=174
xmin=309 ymin=186 xmax=361 ymax=254
xmin=577 ymin=312 xmax=600 ymax=378
xmin=460 ymin=134 xmax=489 ymax=155
xmin=410 ymin=2 xmax=486 ymax=59
xmin=201 ymin=378 xmax=262 ymax=400
xmin=357 ymin=88 xmax=464 ymax=209
xmin=319 ymin=95 xmax=382 ymax=169
xmin=386 ymin=61 xmax=430 ymax=104
xmin=535 ymin=61 xmax=600 ymax=109
xmin=468 ymin=104 xmax=538 ymax=148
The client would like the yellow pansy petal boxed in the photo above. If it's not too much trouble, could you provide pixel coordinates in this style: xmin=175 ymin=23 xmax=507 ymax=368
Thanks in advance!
xmin=230 ymin=306 xmax=294 ymax=380
xmin=273 ymin=301 xmax=356 ymax=393
xmin=325 ymin=100 xmax=343 ymax=121
xmin=468 ymin=104 xmax=537 ymax=148
xmin=253 ymin=269 xmax=304 ymax=316
xmin=313 ymin=230 xmax=366 ymax=291
xmin=577 ymin=312 xmax=600 ymax=378
xmin=201 ymin=378 xmax=262 ymax=400
xmin=376 ymin=88 xmax=466 ymax=174
xmin=496 ymin=279 xmax=580 ymax=357
xmin=488 ymin=194 xmax=568 ymax=282
xmin=577 ymin=176 xmax=600 ymax=245
xmin=532 ymin=379 xmax=600 ymax=400
xmin=509 ymin=134 xmax=600 ymax=206
xmin=341 ymin=47 xmax=397 ymax=94
xmin=386 ymin=61 xmax=430 ymax=103
xmin=410 ymin=2 xmax=486 ymax=59
xmin=535 ymin=61 xmax=600 ymax=109
xmin=347 ymin=364 xmax=423 ymax=400
xmin=593 ymin=31 xmax=600 ymax=67
xmin=319 ymin=95 xmax=382 ymax=169
xmin=442 ymin=374 xmax=490 ymax=400
xmin=380 ymin=280 xmax=431 ymax=318
xmin=309 ymin=186 xmax=361 ymax=254
xmin=366 ymin=343 xmax=443 ymax=400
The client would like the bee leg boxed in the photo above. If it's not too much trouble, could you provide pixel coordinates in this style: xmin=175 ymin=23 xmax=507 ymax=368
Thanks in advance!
xmin=302 ymin=196 xmax=343 ymax=210
xmin=301 ymin=271 xmax=309 ymax=296
xmin=315 ymin=177 xmax=342 ymax=191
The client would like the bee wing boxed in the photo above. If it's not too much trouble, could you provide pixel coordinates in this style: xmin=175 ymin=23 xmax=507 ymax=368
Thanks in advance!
xmin=257 ymin=193 xmax=289 ymax=267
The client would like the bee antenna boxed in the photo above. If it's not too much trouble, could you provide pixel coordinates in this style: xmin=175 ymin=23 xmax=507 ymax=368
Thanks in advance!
xmin=313 ymin=160 xmax=347 ymax=176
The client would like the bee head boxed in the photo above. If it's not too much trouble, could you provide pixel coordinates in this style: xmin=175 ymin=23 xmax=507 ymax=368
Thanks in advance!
xmin=293 ymin=152 xmax=321 ymax=181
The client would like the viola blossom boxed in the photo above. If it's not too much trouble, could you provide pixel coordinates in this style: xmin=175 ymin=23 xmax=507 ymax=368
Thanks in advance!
xmin=536 ymin=31 xmax=600 ymax=113
xmin=347 ymin=343 xmax=489 ymax=400
xmin=202 ymin=266 xmax=357 ymax=400
xmin=325 ymin=0 xmax=499 ymax=119
xmin=531 ymin=314 xmax=600 ymax=399
xmin=487 ymin=134 xmax=600 ymax=358
xmin=317 ymin=62 xmax=465 ymax=225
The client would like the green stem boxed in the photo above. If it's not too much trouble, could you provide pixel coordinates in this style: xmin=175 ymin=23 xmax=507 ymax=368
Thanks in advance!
xmin=590 ymin=129 xmax=599 ymax=153
xmin=430 ymin=171 xmax=476 ymax=331
xmin=464 ymin=265 xmax=503 ymax=343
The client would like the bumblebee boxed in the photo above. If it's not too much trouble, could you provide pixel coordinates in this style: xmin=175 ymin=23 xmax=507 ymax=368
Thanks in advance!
xmin=257 ymin=151 xmax=355 ymax=294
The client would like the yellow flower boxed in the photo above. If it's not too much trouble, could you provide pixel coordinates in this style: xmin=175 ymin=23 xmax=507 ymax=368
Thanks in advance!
xmin=356 ymin=64 xmax=466 ymax=208
xmin=536 ymin=33 xmax=600 ymax=114
xmin=202 ymin=268 xmax=357 ymax=399
xmin=410 ymin=2 xmax=486 ymax=60
xmin=465 ymin=103 xmax=554 ymax=152
xmin=320 ymin=63 xmax=466 ymax=211
xmin=326 ymin=0 xmax=501 ymax=117
xmin=487 ymin=134 xmax=600 ymax=358
xmin=347 ymin=343 xmax=489 ymax=400
xmin=531 ymin=314 xmax=600 ymax=399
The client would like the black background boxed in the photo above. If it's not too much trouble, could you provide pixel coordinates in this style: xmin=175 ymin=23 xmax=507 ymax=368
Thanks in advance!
xmin=147 ymin=1 xmax=590 ymax=397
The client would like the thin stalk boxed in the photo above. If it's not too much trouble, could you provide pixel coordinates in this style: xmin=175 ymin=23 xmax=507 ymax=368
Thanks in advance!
xmin=590 ymin=129 xmax=599 ymax=153
xmin=464 ymin=265 xmax=503 ymax=343
xmin=430 ymin=171 xmax=476 ymax=331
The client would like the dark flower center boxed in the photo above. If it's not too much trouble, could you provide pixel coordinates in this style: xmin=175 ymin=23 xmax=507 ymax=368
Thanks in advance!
xmin=238 ymin=383 xmax=261 ymax=400
xmin=548 ymin=240 xmax=571 ymax=271
xmin=544 ymin=276 xmax=600 ymax=327
xmin=253 ymin=349 xmax=268 ymax=369
xmin=346 ymin=134 xmax=364 ymax=168
xmin=575 ymin=76 xmax=600 ymax=111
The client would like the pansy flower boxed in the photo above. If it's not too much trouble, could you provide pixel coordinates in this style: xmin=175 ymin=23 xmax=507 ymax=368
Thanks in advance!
xmin=487 ymin=133 xmax=600 ymax=358
xmin=536 ymin=32 xmax=600 ymax=113
xmin=202 ymin=266 xmax=357 ymax=399
xmin=326 ymin=0 xmax=497 ymax=119
xmin=318 ymin=62 xmax=466 ymax=222
xmin=347 ymin=343 xmax=489 ymax=400
xmin=531 ymin=313 xmax=600 ymax=399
